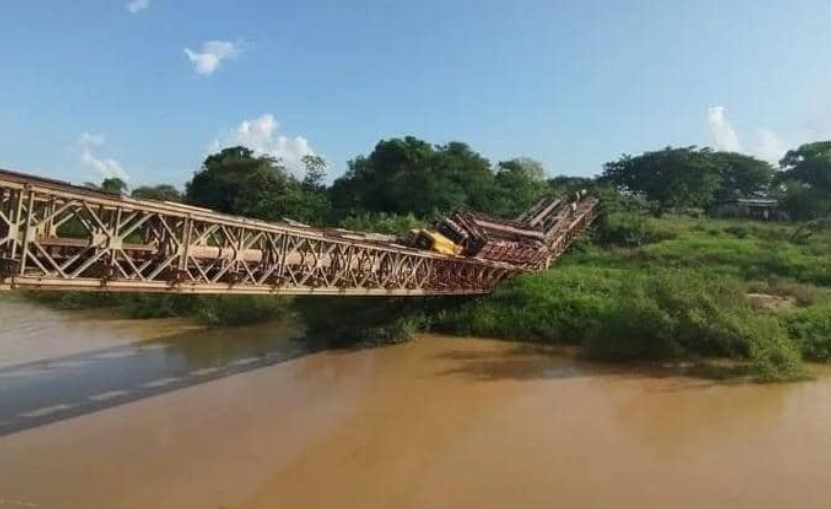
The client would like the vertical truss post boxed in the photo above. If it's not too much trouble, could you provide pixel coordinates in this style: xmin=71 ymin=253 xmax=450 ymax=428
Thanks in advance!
xmin=17 ymin=187 xmax=35 ymax=276
xmin=177 ymin=215 xmax=193 ymax=282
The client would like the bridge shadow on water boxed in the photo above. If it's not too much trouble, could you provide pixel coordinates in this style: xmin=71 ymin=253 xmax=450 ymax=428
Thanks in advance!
xmin=0 ymin=323 xmax=330 ymax=439
xmin=0 ymin=331 xmax=725 ymax=438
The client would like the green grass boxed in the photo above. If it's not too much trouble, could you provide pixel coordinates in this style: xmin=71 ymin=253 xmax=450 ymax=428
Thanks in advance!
xmin=573 ymin=214 xmax=831 ymax=285
xmin=438 ymin=213 xmax=831 ymax=382
xmin=782 ymin=304 xmax=831 ymax=362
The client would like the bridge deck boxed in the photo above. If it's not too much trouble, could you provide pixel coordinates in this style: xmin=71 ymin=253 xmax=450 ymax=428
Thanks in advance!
xmin=0 ymin=168 xmax=596 ymax=296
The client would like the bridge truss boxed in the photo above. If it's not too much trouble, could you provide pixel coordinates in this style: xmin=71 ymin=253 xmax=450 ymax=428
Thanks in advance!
xmin=0 ymin=169 xmax=596 ymax=296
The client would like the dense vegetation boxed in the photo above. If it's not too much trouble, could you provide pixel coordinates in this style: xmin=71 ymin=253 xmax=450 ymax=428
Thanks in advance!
xmin=21 ymin=136 xmax=831 ymax=381
xmin=440 ymin=213 xmax=831 ymax=381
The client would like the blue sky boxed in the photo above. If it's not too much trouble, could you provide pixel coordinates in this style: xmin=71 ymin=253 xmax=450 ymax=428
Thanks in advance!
xmin=0 ymin=0 xmax=829 ymax=187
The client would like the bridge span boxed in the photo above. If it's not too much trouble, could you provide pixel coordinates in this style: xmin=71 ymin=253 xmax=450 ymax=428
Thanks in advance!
xmin=0 ymin=168 xmax=597 ymax=296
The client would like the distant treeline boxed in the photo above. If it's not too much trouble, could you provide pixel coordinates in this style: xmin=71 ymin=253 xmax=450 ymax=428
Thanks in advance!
xmin=89 ymin=137 xmax=830 ymax=230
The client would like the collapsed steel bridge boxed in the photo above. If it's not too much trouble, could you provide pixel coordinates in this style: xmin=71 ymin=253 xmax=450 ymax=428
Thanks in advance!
xmin=0 ymin=168 xmax=597 ymax=296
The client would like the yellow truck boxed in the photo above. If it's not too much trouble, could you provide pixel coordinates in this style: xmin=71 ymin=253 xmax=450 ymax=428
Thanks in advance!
xmin=404 ymin=229 xmax=463 ymax=256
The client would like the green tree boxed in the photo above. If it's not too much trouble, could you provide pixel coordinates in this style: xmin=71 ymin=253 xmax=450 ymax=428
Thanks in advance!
xmin=602 ymin=147 xmax=723 ymax=215
xmin=773 ymin=141 xmax=831 ymax=220
xmin=330 ymin=137 xmax=497 ymax=218
xmin=185 ymin=146 xmax=304 ymax=221
xmin=778 ymin=141 xmax=831 ymax=193
xmin=431 ymin=141 xmax=497 ymax=213
xmin=83 ymin=177 xmax=128 ymax=194
xmin=294 ymin=154 xmax=332 ymax=223
xmin=101 ymin=177 xmax=127 ymax=193
xmin=490 ymin=158 xmax=548 ymax=217
xmin=301 ymin=154 xmax=327 ymax=191
xmin=712 ymin=152 xmax=775 ymax=201
xmin=131 ymin=184 xmax=182 ymax=202
xmin=777 ymin=180 xmax=830 ymax=221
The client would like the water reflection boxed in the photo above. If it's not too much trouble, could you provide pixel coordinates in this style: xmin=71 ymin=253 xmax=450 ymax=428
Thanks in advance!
xmin=432 ymin=343 xmax=590 ymax=381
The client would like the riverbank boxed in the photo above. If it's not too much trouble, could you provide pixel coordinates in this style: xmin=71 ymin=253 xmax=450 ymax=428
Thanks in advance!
xmin=438 ymin=215 xmax=831 ymax=381
xmin=10 ymin=213 xmax=831 ymax=382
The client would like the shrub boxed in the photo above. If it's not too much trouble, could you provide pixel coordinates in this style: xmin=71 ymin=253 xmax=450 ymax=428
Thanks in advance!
xmin=193 ymin=295 xmax=293 ymax=326
xmin=294 ymin=296 xmax=433 ymax=347
xmin=440 ymin=266 xmax=805 ymax=381
xmin=443 ymin=267 xmax=619 ymax=344
xmin=782 ymin=305 xmax=831 ymax=362
xmin=582 ymin=294 xmax=679 ymax=361
xmin=593 ymin=212 xmax=679 ymax=247
xmin=743 ymin=316 xmax=804 ymax=382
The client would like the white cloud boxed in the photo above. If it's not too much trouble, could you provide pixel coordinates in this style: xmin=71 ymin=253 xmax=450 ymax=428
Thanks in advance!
xmin=706 ymin=106 xmax=794 ymax=165
xmin=77 ymin=132 xmax=129 ymax=181
xmin=126 ymin=0 xmax=150 ymax=13
xmin=707 ymin=106 xmax=741 ymax=152
xmin=757 ymin=129 xmax=787 ymax=166
xmin=209 ymin=114 xmax=316 ymax=175
xmin=184 ymin=40 xmax=241 ymax=76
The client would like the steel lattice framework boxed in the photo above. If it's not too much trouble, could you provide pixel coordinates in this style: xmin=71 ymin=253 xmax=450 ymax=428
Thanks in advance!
xmin=0 ymin=169 xmax=596 ymax=296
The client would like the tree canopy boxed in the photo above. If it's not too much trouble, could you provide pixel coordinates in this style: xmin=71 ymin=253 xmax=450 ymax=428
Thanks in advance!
xmin=602 ymin=147 xmax=724 ymax=215
xmin=490 ymin=158 xmax=548 ymax=217
xmin=778 ymin=141 xmax=831 ymax=193
xmin=602 ymin=147 xmax=777 ymax=215
xmin=774 ymin=141 xmax=831 ymax=220
xmin=330 ymin=137 xmax=496 ymax=218
xmin=186 ymin=146 xmax=304 ymax=221
xmin=712 ymin=152 xmax=775 ymax=201
xmin=88 ymin=136 xmax=831 ymax=232
xmin=131 ymin=184 xmax=182 ymax=202
xmin=329 ymin=137 xmax=548 ymax=219
xmin=84 ymin=177 xmax=128 ymax=194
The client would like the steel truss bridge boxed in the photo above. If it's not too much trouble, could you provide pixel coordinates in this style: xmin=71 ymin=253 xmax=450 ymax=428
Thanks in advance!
xmin=0 ymin=168 xmax=597 ymax=296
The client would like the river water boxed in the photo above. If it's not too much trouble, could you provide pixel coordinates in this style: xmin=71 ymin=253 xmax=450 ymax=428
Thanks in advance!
xmin=1 ymin=299 xmax=830 ymax=509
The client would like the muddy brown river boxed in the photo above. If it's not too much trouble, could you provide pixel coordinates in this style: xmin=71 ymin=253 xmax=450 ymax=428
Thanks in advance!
xmin=1 ymin=299 xmax=830 ymax=509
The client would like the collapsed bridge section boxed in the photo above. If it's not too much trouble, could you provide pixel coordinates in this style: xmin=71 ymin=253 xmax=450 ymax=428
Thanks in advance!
xmin=0 ymin=168 xmax=597 ymax=296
